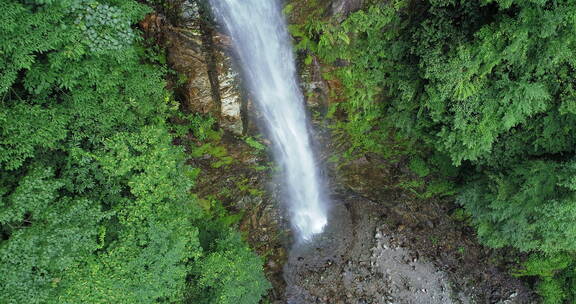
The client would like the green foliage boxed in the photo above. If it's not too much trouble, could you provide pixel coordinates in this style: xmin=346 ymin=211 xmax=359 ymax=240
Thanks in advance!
xmin=298 ymin=0 xmax=576 ymax=236
xmin=244 ymin=136 xmax=267 ymax=151
xmin=0 ymin=167 xmax=105 ymax=303
xmin=188 ymin=227 xmax=270 ymax=304
xmin=514 ymin=253 xmax=576 ymax=304
xmin=0 ymin=0 xmax=268 ymax=303
xmin=299 ymin=0 xmax=576 ymax=164
xmin=191 ymin=143 xmax=234 ymax=168
xmin=0 ymin=103 xmax=69 ymax=170
xmin=459 ymin=160 xmax=576 ymax=253
xmin=292 ymin=1 xmax=412 ymax=156
xmin=450 ymin=208 xmax=471 ymax=223
xmin=171 ymin=112 xmax=218 ymax=141
xmin=409 ymin=157 xmax=430 ymax=178
xmin=189 ymin=197 xmax=270 ymax=303
xmin=396 ymin=177 xmax=455 ymax=200
xmin=199 ymin=197 xmax=244 ymax=227
xmin=190 ymin=114 xmax=217 ymax=141
xmin=424 ymin=180 xmax=456 ymax=198
xmin=235 ymin=178 xmax=265 ymax=197
xmin=73 ymin=1 xmax=144 ymax=53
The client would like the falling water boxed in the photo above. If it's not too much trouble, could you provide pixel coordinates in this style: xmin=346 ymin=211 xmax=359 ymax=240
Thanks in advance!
xmin=209 ymin=0 xmax=328 ymax=241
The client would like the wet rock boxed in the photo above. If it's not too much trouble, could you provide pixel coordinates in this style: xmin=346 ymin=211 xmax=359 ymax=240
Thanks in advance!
xmin=161 ymin=0 xmax=218 ymax=115
xmin=140 ymin=13 xmax=164 ymax=40
xmin=268 ymin=260 xmax=278 ymax=269
xmin=301 ymin=56 xmax=330 ymax=108
xmin=328 ymin=0 xmax=363 ymax=19
xmin=214 ymin=45 xmax=245 ymax=135
xmin=236 ymin=195 xmax=262 ymax=210
xmin=283 ymin=193 xmax=477 ymax=304
xmin=166 ymin=27 xmax=215 ymax=114
xmin=180 ymin=0 xmax=200 ymax=26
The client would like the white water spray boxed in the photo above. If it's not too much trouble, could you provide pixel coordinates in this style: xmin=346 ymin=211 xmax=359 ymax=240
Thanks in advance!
xmin=209 ymin=0 xmax=328 ymax=240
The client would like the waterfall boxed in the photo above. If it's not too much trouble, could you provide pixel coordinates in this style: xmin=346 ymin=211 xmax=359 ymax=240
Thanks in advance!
xmin=209 ymin=0 xmax=328 ymax=241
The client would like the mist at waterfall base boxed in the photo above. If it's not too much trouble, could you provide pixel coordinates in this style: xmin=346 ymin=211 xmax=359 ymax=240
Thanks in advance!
xmin=209 ymin=0 xmax=328 ymax=241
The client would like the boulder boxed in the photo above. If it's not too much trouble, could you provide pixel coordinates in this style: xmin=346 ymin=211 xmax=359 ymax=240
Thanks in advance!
xmin=179 ymin=0 xmax=201 ymax=26
xmin=329 ymin=0 xmax=363 ymax=19
xmin=166 ymin=28 xmax=215 ymax=114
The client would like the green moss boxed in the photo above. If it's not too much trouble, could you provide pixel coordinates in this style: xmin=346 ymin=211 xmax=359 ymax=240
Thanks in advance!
xmin=409 ymin=157 xmax=430 ymax=178
xmin=243 ymin=136 xmax=267 ymax=151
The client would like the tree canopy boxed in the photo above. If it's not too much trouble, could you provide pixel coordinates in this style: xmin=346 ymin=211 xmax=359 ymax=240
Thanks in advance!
xmin=0 ymin=0 xmax=269 ymax=303
xmin=294 ymin=0 xmax=576 ymax=302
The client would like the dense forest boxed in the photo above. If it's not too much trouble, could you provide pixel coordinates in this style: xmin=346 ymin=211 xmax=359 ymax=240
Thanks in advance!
xmin=291 ymin=0 xmax=576 ymax=302
xmin=0 ymin=0 xmax=269 ymax=303
xmin=1 ymin=0 xmax=575 ymax=303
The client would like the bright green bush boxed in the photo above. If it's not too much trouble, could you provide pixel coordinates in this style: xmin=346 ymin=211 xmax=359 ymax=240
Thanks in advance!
xmin=458 ymin=160 xmax=576 ymax=253
xmin=409 ymin=157 xmax=430 ymax=178
xmin=188 ymin=229 xmax=271 ymax=304
xmin=73 ymin=1 xmax=141 ymax=53
xmin=515 ymin=253 xmax=576 ymax=304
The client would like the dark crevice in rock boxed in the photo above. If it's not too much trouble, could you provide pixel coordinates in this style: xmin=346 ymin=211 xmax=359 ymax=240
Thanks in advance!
xmin=197 ymin=3 xmax=222 ymax=120
xmin=239 ymin=89 xmax=250 ymax=136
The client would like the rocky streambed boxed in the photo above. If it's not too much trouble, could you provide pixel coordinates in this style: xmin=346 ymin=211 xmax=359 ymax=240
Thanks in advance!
xmin=285 ymin=191 xmax=472 ymax=304
xmin=283 ymin=189 xmax=526 ymax=304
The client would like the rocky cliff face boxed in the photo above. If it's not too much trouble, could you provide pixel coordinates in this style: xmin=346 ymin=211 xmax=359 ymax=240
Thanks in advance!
xmin=214 ymin=38 xmax=245 ymax=135
xmin=141 ymin=0 xmax=364 ymax=136
xmin=167 ymin=27 xmax=215 ymax=113
xmin=141 ymin=0 xmax=365 ymax=136
xmin=141 ymin=0 xmax=246 ymax=135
